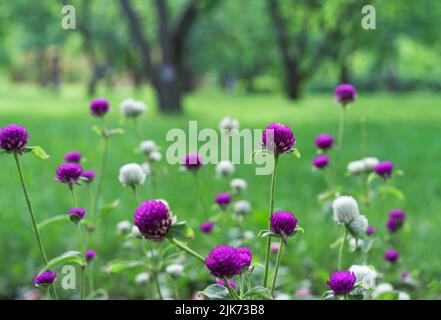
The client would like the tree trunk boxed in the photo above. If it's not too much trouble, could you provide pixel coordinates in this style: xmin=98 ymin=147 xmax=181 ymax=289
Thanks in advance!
xmin=285 ymin=60 xmax=302 ymax=100
xmin=155 ymin=78 xmax=182 ymax=113
xmin=339 ymin=63 xmax=350 ymax=84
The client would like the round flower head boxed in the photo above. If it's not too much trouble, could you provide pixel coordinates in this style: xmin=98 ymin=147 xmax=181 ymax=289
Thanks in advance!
xmin=149 ymin=150 xmax=162 ymax=162
xmin=230 ymin=178 xmax=247 ymax=194
xmin=387 ymin=209 xmax=405 ymax=232
xmin=165 ymin=264 xmax=184 ymax=277
xmin=366 ymin=226 xmax=376 ymax=236
xmin=326 ymin=270 xmax=356 ymax=295
xmin=315 ymin=134 xmax=334 ymax=150
xmin=0 ymin=124 xmax=29 ymax=153
xmin=349 ymin=215 xmax=368 ymax=235
xmin=347 ymin=160 xmax=366 ymax=175
xmin=219 ymin=117 xmax=239 ymax=135
xmin=312 ymin=155 xmax=329 ymax=169
xmin=332 ymin=196 xmax=360 ymax=224
xmin=215 ymin=192 xmax=232 ymax=210
xmin=384 ymin=249 xmax=399 ymax=263
xmin=139 ymin=140 xmax=157 ymax=156
xmin=349 ymin=265 xmax=376 ymax=289
xmin=134 ymin=200 xmax=174 ymax=242
xmin=270 ymin=211 xmax=298 ymax=237
xmin=90 ymin=98 xmax=110 ymax=117
xmin=233 ymin=200 xmax=252 ymax=215
xmin=120 ymin=98 xmax=146 ymax=118
xmin=33 ymin=270 xmax=56 ymax=287
xmin=200 ymin=221 xmax=214 ymax=233
xmin=262 ymin=123 xmax=296 ymax=154
xmin=335 ymin=84 xmax=356 ymax=105
xmin=216 ymin=279 xmax=236 ymax=290
xmin=67 ymin=208 xmax=86 ymax=223
xmin=374 ymin=161 xmax=394 ymax=179
xmin=236 ymin=247 xmax=252 ymax=271
xmin=135 ymin=272 xmax=150 ymax=285
xmin=204 ymin=245 xmax=251 ymax=278
xmin=141 ymin=162 xmax=151 ymax=176
xmin=373 ymin=283 xmax=394 ymax=298
xmin=183 ymin=153 xmax=203 ymax=171
xmin=55 ymin=163 xmax=83 ymax=185
xmin=363 ymin=157 xmax=380 ymax=171
xmin=116 ymin=220 xmax=132 ymax=234
xmin=215 ymin=160 xmax=235 ymax=177
xmin=85 ymin=249 xmax=96 ymax=263
xmin=118 ymin=163 xmax=146 ymax=187
xmin=81 ymin=170 xmax=96 ymax=183
xmin=64 ymin=151 xmax=81 ymax=164
xmin=398 ymin=291 xmax=410 ymax=300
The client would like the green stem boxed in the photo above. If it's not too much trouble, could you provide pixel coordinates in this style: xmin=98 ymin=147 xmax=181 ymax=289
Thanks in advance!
xmin=169 ymin=238 xmax=205 ymax=263
xmin=360 ymin=116 xmax=366 ymax=158
xmin=134 ymin=118 xmax=143 ymax=141
xmin=337 ymin=227 xmax=348 ymax=270
xmin=338 ymin=106 xmax=346 ymax=152
xmin=76 ymin=224 xmax=86 ymax=300
xmin=93 ymin=136 xmax=109 ymax=215
xmin=69 ymin=185 xmax=77 ymax=207
xmin=263 ymin=154 xmax=278 ymax=288
xmin=150 ymin=161 xmax=158 ymax=198
xmin=132 ymin=186 xmax=140 ymax=206
xmin=152 ymin=271 xmax=163 ymax=300
xmin=270 ymin=238 xmax=284 ymax=295
xmin=223 ymin=277 xmax=240 ymax=300
xmin=192 ymin=172 xmax=208 ymax=218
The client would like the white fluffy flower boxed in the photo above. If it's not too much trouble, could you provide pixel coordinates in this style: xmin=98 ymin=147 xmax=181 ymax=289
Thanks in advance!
xmin=135 ymin=272 xmax=150 ymax=285
xmin=230 ymin=178 xmax=248 ymax=194
xmin=118 ymin=163 xmax=146 ymax=187
xmin=347 ymin=160 xmax=366 ymax=174
xmin=332 ymin=196 xmax=360 ymax=224
xmin=141 ymin=162 xmax=151 ymax=176
xmin=349 ymin=265 xmax=377 ymax=289
xmin=274 ymin=293 xmax=291 ymax=300
xmin=139 ymin=140 xmax=157 ymax=156
xmin=120 ymin=98 xmax=146 ymax=118
xmin=149 ymin=150 xmax=162 ymax=162
xmin=233 ymin=200 xmax=252 ymax=215
xmin=165 ymin=264 xmax=184 ymax=277
xmin=363 ymin=157 xmax=380 ymax=170
xmin=131 ymin=225 xmax=142 ymax=238
xmin=216 ymin=160 xmax=235 ymax=177
xmin=398 ymin=291 xmax=410 ymax=300
xmin=372 ymin=283 xmax=394 ymax=298
xmin=348 ymin=237 xmax=364 ymax=251
xmin=243 ymin=230 xmax=254 ymax=239
xmin=219 ymin=117 xmax=239 ymax=135
xmin=349 ymin=215 xmax=368 ymax=234
xmin=116 ymin=220 xmax=131 ymax=234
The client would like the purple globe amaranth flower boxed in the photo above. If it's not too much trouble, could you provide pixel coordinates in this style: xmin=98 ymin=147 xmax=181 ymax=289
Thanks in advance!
xmin=270 ymin=211 xmax=298 ymax=237
xmin=200 ymin=221 xmax=214 ymax=233
xmin=312 ymin=155 xmax=330 ymax=169
xmin=134 ymin=200 xmax=174 ymax=242
xmin=90 ymin=98 xmax=110 ymax=117
xmin=33 ymin=270 xmax=56 ymax=287
xmin=81 ymin=170 xmax=96 ymax=183
xmin=335 ymin=84 xmax=356 ymax=105
xmin=315 ymin=134 xmax=334 ymax=150
xmin=384 ymin=249 xmax=399 ymax=263
xmin=183 ymin=153 xmax=203 ymax=171
xmin=366 ymin=226 xmax=376 ymax=236
xmin=326 ymin=270 xmax=356 ymax=295
xmin=262 ymin=123 xmax=296 ymax=154
xmin=215 ymin=192 xmax=232 ymax=210
xmin=67 ymin=208 xmax=86 ymax=223
xmin=0 ymin=124 xmax=29 ymax=153
xmin=64 ymin=151 xmax=82 ymax=163
xmin=85 ymin=249 xmax=96 ymax=262
xmin=205 ymin=245 xmax=252 ymax=278
xmin=374 ymin=161 xmax=394 ymax=179
xmin=55 ymin=163 xmax=83 ymax=185
xmin=386 ymin=209 xmax=406 ymax=233
xmin=216 ymin=279 xmax=236 ymax=290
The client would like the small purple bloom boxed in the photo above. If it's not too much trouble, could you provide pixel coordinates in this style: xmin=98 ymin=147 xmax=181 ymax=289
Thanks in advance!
xmin=216 ymin=279 xmax=236 ymax=290
xmin=366 ymin=226 xmax=376 ymax=236
xmin=183 ymin=153 xmax=203 ymax=171
xmin=315 ymin=134 xmax=334 ymax=150
xmin=335 ymin=84 xmax=356 ymax=105
xmin=200 ymin=221 xmax=214 ymax=233
xmin=33 ymin=270 xmax=57 ymax=287
xmin=205 ymin=245 xmax=252 ymax=278
xmin=81 ymin=170 xmax=96 ymax=183
xmin=312 ymin=155 xmax=330 ymax=169
xmin=270 ymin=211 xmax=298 ymax=237
xmin=67 ymin=208 xmax=86 ymax=223
xmin=55 ymin=163 xmax=83 ymax=185
xmin=64 ymin=151 xmax=82 ymax=163
xmin=90 ymin=98 xmax=110 ymax=117
xmin=326 ymin=270 xmax=356 ymax=295
xmin=374 ymin=161 xmax=394 ymax=179
xmin=401 ymin=272 xmax=409 ymax=280
xmin=384 ymin=249 xmax=399 ymax=263
xmin=85 ymin=249 xmax=96 ymax=262
xmin=215 ymin=192 xmax=232 ymax=210
xmin=0 ymin=124 xmax=29 ymax=153
xmin=262 ymin=123 xmax=296 ymax=154
xmin=134 ymin=200 xmax=173 ymax=242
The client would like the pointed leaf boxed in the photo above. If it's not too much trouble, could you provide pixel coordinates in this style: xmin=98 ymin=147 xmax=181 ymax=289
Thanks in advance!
xmin=244 ymin=286 xmax=273 ymax=300
xmin=104 ymin=260 xmax=147 ymax=274
xmin=291 ymin=147 xmax=301 ymax=159
xmin=37 ymin=215 xmax=68 ymax=230
xmin=38 ymin=251 xmax=84 ymax=275
xmin=98 ymin=200 xmax=120 ymax=220
xmin=166 ymin=221 xmax=195 ymax=240
xmin=198 ymin=284 xmax=232 ymax=300
xmin=25 ymin=146 xmax=49 ymax=160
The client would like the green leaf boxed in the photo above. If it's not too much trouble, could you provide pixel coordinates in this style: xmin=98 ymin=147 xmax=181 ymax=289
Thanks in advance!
xmin=379 ymin=186 xmax=405 ymax=201
xmin=98 ymin=200 xmax=120 ymax=220
xmin=38 ymin=251 xmax=84 ymax=275
xmin=244 ymin=286 xmax=273 ymax=300
xmin=104 ymin=260 xmax=147 ymax=274
xmin=87 ymin=288 xmax=109 ymax=300
xmin=107 ymin=128 xmax=125 ymax=136
xmin=25 ymin=146 xmax=49 ymax=160
xmin=375 ymin=291 xmax=399 ymax=300
xmin=257 ymin=229 xmax=282 ymax=239
xmin=295 ymin=225 xmax=304 ymax=234
xmin=166 ymin=221 xmax=195 ymax=240
xmin=92 ymin=125 xmax=105 ymax=137
xmin=37 ymin=215 xmax=68 ymax=230
xmin=198 ymin=284 xmax=232 ymax=300
xmin=367 ymin=172 xmax=378 ymax=184
xmin=322 ymin=290 xmax=337 ymax=300
xmin=291 ymin=147 xmax=301 ymax=158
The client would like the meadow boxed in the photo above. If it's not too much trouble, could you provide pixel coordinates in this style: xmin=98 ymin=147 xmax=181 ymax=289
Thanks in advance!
xmin=1 ymin=83 xmax=441 ymax=299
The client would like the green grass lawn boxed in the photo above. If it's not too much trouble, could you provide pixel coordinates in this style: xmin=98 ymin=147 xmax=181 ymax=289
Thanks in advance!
xmin=1 ymin=83 xmax=441 ymax=299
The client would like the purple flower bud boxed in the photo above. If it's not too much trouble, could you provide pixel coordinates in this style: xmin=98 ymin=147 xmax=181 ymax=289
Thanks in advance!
xmin=205 ymin=245 xmax=252 ymax=278
xmin=386 ymin=209 xmax=406 ymax=232
xmin=401 ymin=272 xmax=409 ymax=280
xmin=326 ymin=270 xmax=356 ymax=295
xmin=335 ymin=84 xmax=356 ymax=105
xmin=374 ymin=161 xmax=394 ymax=179
xmin=64 ymin=151 xmax=82 ymax=163
xmin=366 ymin=226 xmax=376 ymax=236
xmin=81 ymin=170 xmax=96 ymax=183
xmin=315 ymin=134 xmax=334 ymax=150
xmin=216 ymin=279 xmax=236 ymax=289
xmin=0 ymin=124 xmax=29 ymax=153
xmin=134 ymin=200 xmax=174 ymax=242
xmin=90 ymin=98 xmax=110 ymax=117
xmin=85 ymin=249 xmax=96 ymax=262
xmin=55 ymin=163 xmax=83 ymax=185
xmin=67 ymin=208 xmax=86 ymax=223
xmin=183 ymin=153 xmax=203 ymax=171
xmin=384 ymin=249 xmax=399 ymax=263
xmin=33 ymin=270 xmax=56 ymax=287
xmin=270 ymin=211 xmax=298 ymax=237
xmin=312 ymin=155 xmax=330 ymax=169
xmin=262 ymin=123 xmax=296 ymax=154
xmin=215 ymin=192 xmax=232 ymax=210
xmin=200 ymin=221 xmax=214 ymax=233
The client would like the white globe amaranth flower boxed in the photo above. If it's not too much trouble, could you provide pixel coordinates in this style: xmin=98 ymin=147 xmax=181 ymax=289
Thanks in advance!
xmin=135 ymin=272 xmax=150 ymax=285
xmin=347 ymin=160 xmax=366 ymax=175
xmin=349 ymin=215 xmax=368 ymax=234
xmin=141 ymin=162 xmax=151 ymax=176
xmin=230 ymin=178 xmax=248 ymax=194
xmin=398 ymin=291 xmax=410 ymax=300
xmin=363 ymin=157 xmax=380 ymax=170
xmin=243 ymin=230 xmax=254 ymax=239
xmin=348 ymin=237 xmax=364 ymax=251
xmin=120 ymin=98 xmax=146 ymax=118
xmin=372 ymin=283 xmax=394 ymax=298
xmin=332 ymin=195 xmax=360 ymax=224
xmin=116 ymin=220 xmax=131 ymax=234
xmin=149 ymin=150 xmax=162 ymax=162
xmin=215 ymin=160 xmax=235 ymax=177
xmin=274 ymin=293 xmax=291 ymax=300
xmin=118 ymin=163 xmax=146 ymax=187
xmin=131 ymin=225 xmax=142 ymax=238
xmin=233 ymin=200 xmax=252 ymax=215
xmin=165 ymin=264 xmax=184 ymax=277
xmin=139 ymin=140 xmax=157 ymax=156
xmin=349 ymin=265 xmax=377 ymax=289
xmin=219 ymin=117 xmax=239 ymax=135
